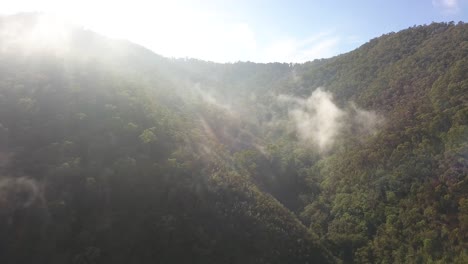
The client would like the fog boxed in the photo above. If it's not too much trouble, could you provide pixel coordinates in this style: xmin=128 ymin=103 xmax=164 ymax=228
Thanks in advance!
xmin=0 ymin=14 xmax=70 ymax=55
xmin=279 ymin=88 xmax=382 ymax=152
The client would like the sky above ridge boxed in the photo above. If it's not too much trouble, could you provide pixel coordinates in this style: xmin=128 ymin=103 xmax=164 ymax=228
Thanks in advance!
xmin=2 ymin=0 xmax=468 ymax=63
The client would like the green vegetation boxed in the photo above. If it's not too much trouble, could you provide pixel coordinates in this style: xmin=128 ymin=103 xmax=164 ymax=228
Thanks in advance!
xmin=0 ymin=14 xmax=466 ymax=263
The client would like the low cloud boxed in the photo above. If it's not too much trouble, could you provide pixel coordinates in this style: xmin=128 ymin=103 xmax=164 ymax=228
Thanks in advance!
xmin=279 ymin=88 xmax=383 ymax=152
xmin=279 ymin=89 xmax=345 ymax=151
xmin=349 ymin=102 xmax=382 ymax=135
xmin=191 ymin=83 xmax=233 ymax=112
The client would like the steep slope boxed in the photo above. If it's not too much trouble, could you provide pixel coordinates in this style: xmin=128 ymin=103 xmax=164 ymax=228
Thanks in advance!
xmin=172 ymin=22 xmax=468 ymax=263
xmin=294 ymin=22 xmax=468 ymax=263
xmin=0 ymin=13 xmax=466 ymax=264
xmin=0 ymin=13 xmax=334 ymax=264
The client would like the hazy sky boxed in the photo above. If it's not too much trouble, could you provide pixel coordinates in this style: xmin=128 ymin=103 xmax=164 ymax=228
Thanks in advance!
xmin=2 ymin=0 xmax=467 ymax=63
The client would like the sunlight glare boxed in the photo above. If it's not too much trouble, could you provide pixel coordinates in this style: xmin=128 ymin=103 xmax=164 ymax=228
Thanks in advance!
xmin=2 ymin=0 xmax=259 ymax=62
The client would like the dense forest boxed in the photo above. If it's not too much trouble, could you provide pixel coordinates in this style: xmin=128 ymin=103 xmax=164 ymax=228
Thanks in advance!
xmin=0 ymin=13 xmax=466 ymax=263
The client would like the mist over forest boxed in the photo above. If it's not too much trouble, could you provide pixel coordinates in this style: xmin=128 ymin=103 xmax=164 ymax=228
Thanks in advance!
xmin=0 ymin=13 xmax=467 ymax=264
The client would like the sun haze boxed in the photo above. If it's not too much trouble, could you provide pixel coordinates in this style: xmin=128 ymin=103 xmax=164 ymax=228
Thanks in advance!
xmin=1 ymin=1 xmax=467 ymax=61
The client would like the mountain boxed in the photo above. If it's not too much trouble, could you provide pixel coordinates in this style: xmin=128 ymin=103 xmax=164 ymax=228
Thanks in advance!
xmin=0 ymin=13 xmax=466 ymax=264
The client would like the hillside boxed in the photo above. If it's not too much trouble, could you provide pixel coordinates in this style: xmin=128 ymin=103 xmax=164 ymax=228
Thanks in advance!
xmin=0 ymin=13 xmax=466 ymax=264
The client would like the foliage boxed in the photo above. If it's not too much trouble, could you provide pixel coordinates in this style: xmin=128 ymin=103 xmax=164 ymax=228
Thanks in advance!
xmin=0 ymin=14 xmax=466 ymax=263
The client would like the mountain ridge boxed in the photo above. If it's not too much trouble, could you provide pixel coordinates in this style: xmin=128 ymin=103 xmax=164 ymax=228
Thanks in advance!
xmin=0 ymin=13 xmax=466 ymax=264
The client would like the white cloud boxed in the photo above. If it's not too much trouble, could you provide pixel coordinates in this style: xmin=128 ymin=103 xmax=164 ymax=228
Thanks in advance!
xmin=349 ymin=102 xmax=383 ymax=136
xmin=260 ymin=32 xmax=340 ymax=63
xmin=432 ymin=0 xmax=460 ymax=14
xmin=191 ymin=83 xmax=233 ymax=112
xmin=279 ymin=88 xmax=383 ymax=152
xmin=279 ymin=88 xmax=345 ymax=152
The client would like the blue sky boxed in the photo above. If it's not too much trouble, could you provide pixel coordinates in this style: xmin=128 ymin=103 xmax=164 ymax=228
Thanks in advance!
xmin=2 ymin=0 xmax=468 ymax=63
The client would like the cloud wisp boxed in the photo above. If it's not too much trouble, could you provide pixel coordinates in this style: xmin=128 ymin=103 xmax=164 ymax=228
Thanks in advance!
xmin=432 ymin=0 xmax=461 ymax=14
xmin=279 ymin=89 xmax=345 ymax=151
xmin=279 ymin=88 xmax=382 ymax=152
xmin=190 ymin=83 xmax=233 ymax=113
xmin=261 ymin=32 xmax=341 ymax=63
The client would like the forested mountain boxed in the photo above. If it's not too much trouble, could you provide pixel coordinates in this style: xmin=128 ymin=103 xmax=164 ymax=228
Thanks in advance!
xmin=0 ymin=13 xmax=466 ymax=264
